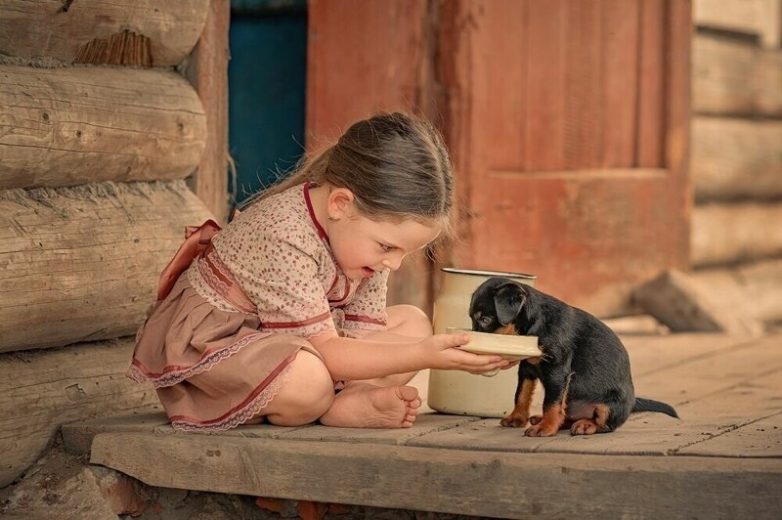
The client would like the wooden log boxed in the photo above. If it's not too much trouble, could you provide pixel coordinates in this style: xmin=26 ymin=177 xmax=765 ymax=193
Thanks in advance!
xmin=0 ymin=180 xmax=213 ymax=353
xmin=691 ymin=201 xmax=782 ymax=267
xmin=0 ymin=0 xmax=209 ymax=67
xmin=692 ymin=34 xmax=782 ymax=117
xmin=692 ymin=258 xmax=782 ymax=324
xmin=694 ymin=0 xmax=782 ymax=49
xmin=185 ymin=0 xmax=231 ymax=222
xmin=632 ymin=269 xmax=763 ymax=337
xmin=691 ymin=117 xmax=782 ymax=201
xmin=0 ymin=65 xmax=207 ymax=190
xmin=0 ymin=337 xmax=161 ymax=488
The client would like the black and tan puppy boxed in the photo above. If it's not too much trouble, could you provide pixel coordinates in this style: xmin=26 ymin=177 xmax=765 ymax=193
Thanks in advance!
xmin=470 ymin=277 xmax=678 ymax=436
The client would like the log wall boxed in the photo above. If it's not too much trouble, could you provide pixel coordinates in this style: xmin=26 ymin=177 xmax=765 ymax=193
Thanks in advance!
xmin=689 ymin=4 xmax=782 ymax=326
xmin=0 ymin=181 xmax=213 ymax=353
xmin=0 ymin=0 xmax=223 ymax=488
xmin=0 ymin=0 xmax=209 ymax=66
xmin=0 ymin=65 xmax=207 ymax=190
xmin=0 ymin=338 xmax=161 ymax=487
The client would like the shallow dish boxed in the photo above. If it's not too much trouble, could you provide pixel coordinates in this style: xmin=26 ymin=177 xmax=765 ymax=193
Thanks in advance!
xmin=447 ymin=328 xmax=541 ymax=361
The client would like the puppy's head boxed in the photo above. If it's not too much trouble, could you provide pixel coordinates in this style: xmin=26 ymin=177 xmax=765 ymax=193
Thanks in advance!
xmin=469 ymin=277 xmax=529 ymax=334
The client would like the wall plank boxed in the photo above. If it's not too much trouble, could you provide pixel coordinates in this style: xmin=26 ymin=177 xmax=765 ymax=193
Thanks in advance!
xmin=0 ymin=338 xmax=161 ymax=487
xmin=691 ymin=202 xmax=782 ymax=267
xmin=0 ymin=181 xmax=213 ymax=353
xmin=0 ymin=0 xmax=209 ymax=66
xmin=693 ymin=35 xmax=782 ymax=117
xmin=0 ymin=65 xmax=206 ymax=190
xmin=691 ymin=117 xmax=782 ymax=201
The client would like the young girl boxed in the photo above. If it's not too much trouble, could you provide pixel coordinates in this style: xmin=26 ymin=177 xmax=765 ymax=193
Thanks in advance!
xmin=129 ymin=112 xmax=510 ymax=432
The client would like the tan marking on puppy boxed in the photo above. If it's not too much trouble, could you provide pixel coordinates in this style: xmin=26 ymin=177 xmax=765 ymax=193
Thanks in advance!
xmin=569 ymin=403 xmax=612 ymax=435
xmin=500 ymin=379 xmax=536 ymax=428
xmin=494 ymin=324 xmax=518 ymax=335
xmin=524 ymin=403 xmax=566 ymax=437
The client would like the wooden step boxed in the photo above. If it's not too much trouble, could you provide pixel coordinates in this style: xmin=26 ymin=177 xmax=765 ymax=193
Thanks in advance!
xmin=61 ymin=333 xmax=782 ymax=518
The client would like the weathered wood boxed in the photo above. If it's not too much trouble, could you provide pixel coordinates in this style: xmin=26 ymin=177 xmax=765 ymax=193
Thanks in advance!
xmin=691 ymin=258 xmax=782 ymax=324
xmin=693 ymin=35 xmax=782 ymax=117
xmin=694 ymin=0 xmax=782 ymax=48
xmin=90 ymin=432 xmax=782 ymax=519
xmin=633 ymin=269 xmax=763 ymax=336
xmin=0 ymin=338 xmax=161 ymax=488
xmin=691 ymin=202 xmax=782 ymax=266
xmin=437 ymin=0 xmax=691 ymax=318
xmin=0 ymin=65 xmax=206 ymax=190
xmin=0 ymin=0 xmax=209 ymax=66
xmin=692 ymin=117 xmax=782 ymax=201
xmin=62 ymin=333 xmax=782 ymax=517
xmin=0 ymin=180 xmax=214 ymax=353
xmin=185 ymin=0 xmax=230 ymax=222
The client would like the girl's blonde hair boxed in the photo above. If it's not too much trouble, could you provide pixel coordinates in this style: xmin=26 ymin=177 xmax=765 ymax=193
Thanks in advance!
xmin=243 ymin=112 xmax=454 ymax=235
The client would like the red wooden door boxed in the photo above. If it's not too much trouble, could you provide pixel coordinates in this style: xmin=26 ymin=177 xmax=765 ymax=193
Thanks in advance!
xmin=440 ymin=0 xmax=691 ymax=316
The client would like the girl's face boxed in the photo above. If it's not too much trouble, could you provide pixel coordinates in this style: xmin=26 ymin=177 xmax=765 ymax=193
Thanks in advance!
xmin=325 ymin=192 xmax=442 ymax=280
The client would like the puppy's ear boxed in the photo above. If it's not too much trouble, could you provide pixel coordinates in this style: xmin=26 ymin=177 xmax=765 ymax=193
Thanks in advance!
xmin=494 ymin=283 xmax=527 ymax=325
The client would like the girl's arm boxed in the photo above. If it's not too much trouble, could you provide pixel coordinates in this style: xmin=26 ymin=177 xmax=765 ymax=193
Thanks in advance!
xmin=307 ymin=331 xmax=509 ymax=381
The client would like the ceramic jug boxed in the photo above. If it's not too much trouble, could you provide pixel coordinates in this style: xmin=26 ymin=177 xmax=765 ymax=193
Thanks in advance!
xmin=428 ymin=268 xmax=536 ymax=417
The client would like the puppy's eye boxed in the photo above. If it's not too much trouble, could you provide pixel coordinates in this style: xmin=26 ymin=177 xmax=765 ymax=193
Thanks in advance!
xmin=479 ymin=316 xmax=493 ymax=328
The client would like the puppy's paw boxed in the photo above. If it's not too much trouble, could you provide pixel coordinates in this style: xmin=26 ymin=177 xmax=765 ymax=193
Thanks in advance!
xmin=500 ymin=413 xmax=528 ymax=428
xmin=570 ymin=419 xmax=599 ymax=435
xmin=528 ymin=415 xmax=543 ymax=425
xmin=524 ymin=422 xmax=559 ymax=437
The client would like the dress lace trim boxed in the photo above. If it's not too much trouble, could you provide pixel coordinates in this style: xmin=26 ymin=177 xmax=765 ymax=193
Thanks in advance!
xmin=127 ymin=331 xmax=271 ymax=388
xmin=169 ymin=362 xmax=294 ymax=433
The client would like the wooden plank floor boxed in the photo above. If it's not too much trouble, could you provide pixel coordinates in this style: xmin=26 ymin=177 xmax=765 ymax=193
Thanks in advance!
xmin=62 ymin=333 xmax=782 ymax=519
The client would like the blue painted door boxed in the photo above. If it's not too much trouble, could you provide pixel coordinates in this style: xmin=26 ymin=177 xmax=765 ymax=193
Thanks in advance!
xmin=228 ymin=0 xmax=307 ymax=206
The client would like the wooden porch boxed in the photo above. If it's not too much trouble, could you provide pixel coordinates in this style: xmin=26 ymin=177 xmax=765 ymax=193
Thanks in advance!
xmin=62 ymin=332 xmax=782 ymax=519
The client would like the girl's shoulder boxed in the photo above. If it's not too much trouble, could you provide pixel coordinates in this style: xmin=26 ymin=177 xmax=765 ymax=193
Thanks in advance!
xmin=217 ymin=184 xmax=323 ymax=255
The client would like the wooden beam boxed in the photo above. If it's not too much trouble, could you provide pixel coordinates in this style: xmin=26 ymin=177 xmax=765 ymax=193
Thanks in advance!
xmin=693 ymin=35 xmax=782 ymax=117
xmin=0 ymin=65 xmax=206 ymax=190
xmin=185 ymin=0 xmax=230 ymax=222
xmin=0 ymin=338 xmax=161 ymax=488
xmin=0 ymin=181 xmax=213 ymax=353
xmin=694 ymin=0 xmax=782 ymax=48
xmin=691 ymin=117 xmax=782 ymax=201
xmin=691 ymin=201 xmax=782 ymax=266
xmin=0 ymin=0 xmax=209 ymax=66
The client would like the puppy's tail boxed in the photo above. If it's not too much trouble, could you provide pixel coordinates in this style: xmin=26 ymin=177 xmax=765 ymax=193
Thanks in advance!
xmin=632 ymin=397 xmax=679 ymax=419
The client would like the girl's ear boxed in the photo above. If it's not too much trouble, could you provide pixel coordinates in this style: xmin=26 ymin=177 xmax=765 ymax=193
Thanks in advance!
xmin=327 ymin=187 xmax=356 ymax=219
xmin=494 ymin=283 xmax=527 ymax=326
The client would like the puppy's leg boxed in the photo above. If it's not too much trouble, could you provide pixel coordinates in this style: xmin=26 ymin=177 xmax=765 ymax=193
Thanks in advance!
xmin=501 ymin=362 xmax=538 ymax=428
xmin=525 ymin=369 xmax=573 ymax=437
xmin=500 ymin=377 xmax=536 ymax=427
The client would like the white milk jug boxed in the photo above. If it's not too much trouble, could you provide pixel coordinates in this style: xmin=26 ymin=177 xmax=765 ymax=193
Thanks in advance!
xmin=428 ymin=268 xmax=536 ymax=417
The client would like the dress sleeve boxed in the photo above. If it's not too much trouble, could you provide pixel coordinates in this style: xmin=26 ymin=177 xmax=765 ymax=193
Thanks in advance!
xmin=340 ymin=269 xmax=389 ymax=336
xmin=232 ymin=235 xmax=336 ymax=338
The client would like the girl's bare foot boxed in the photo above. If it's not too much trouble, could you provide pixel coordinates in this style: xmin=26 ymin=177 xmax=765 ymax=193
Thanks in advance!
xmin=319 ymin=384 xmax=421 ymax=428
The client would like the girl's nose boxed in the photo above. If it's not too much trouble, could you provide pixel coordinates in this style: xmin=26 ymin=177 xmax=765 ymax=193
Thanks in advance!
xmin=382 ymin=256 xmax=402 ymax=271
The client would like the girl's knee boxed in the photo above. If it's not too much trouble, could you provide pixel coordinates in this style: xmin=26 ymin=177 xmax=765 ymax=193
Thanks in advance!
xmin=265 ymin=349 xmax=334 ymax=425
xmin=388 ymin=304 xmax=432 ymax=337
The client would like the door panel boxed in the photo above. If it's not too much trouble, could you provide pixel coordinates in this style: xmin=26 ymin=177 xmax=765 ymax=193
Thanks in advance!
xmin=441 ymin=0 xmax=690 ymax=315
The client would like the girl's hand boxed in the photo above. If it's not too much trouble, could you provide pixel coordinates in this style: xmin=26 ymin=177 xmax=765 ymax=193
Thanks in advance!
xmin=418 ymin=333 xmax=513 ymax=375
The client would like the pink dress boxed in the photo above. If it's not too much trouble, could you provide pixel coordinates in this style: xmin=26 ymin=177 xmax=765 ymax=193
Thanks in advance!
xmin=129 ymin=182 xmax=389 ymax=432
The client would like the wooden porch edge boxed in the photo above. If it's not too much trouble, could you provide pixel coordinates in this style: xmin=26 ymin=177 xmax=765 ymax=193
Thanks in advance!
xmin=89 ymin=431 xmax=782 ymax=519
